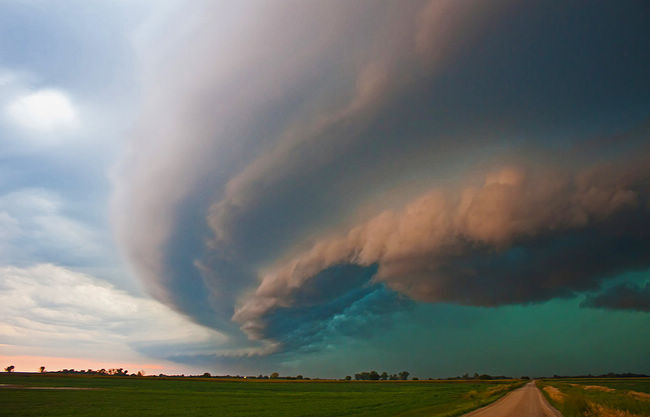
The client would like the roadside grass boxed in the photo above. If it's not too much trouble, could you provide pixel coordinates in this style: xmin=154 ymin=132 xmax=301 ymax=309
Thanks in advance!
xmin=0 ymin=373 xmax=524 ymax=417
xmin=537 ymin=378 xmax=650 ymax=417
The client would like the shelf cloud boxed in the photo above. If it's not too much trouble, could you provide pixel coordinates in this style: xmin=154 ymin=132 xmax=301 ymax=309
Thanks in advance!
xmin=111 ymin=0 xmax=650 ymax=359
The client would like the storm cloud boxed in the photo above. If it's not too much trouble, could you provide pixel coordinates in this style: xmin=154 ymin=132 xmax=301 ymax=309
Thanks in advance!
xmin=112 ymin=0 xmax=650 ymax=358
xmin=235 ymin=160 xmax=650 ymax=340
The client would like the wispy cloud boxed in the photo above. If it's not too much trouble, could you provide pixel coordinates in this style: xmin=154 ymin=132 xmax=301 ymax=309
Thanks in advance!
xmin=0 ymin=189 xmax=102 ymax=265
xmin=0 ymin=264 xmax=226 ymax=370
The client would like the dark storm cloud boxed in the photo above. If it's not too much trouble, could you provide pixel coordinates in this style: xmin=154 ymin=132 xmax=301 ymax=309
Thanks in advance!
xmin=240 ymin=264 xmax=413 ymax=349
xmin=582 ymin=283 xmax=650 ymax=312
xmin=113 ymin=0 xmax=650 ymax=357
xmin=234 ymin=159 xmax=650 ymax=339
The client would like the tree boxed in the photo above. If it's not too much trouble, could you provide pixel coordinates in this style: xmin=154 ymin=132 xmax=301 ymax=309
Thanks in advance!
xmin=5 ymin=365 xmax=14 ymax=373
xmin=202 ymin=372 xmax=211 ymax=378
xmin=369 ymin=370 xmax=380 ymax=380
xmin=399 ymin=371 xmax=410 ymax=380
xmin=380 ymin=372 xmax=388 ymax=381
xmin=296 ymin=375 xmax=303 ymax=380
xmin=39 ymin=366 xmax=45 ymax=373
xmin=270 ymin=372 xmax=279 ymax=379
xmin=345 ymin=375 xmax=351 ymax=381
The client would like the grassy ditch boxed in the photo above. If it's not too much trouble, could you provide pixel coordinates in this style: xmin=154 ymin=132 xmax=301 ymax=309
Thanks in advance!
xmin=537 ymin=378 xmax=650 ymax=417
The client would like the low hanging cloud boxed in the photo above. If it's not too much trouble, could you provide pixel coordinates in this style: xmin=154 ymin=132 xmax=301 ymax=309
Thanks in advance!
xmin=235 ymin=161 xmax=650 ymax=341
xmin=582 ymin=283 xmax=650 ymax=312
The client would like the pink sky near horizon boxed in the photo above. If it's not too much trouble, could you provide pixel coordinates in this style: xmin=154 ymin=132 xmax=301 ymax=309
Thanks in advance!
xmin=1 ymin=354 xmax=198 ymax=375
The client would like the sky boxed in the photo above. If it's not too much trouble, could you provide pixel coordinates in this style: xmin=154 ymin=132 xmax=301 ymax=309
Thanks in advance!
xmin=1 ymin=0 xmax=649 ymax=378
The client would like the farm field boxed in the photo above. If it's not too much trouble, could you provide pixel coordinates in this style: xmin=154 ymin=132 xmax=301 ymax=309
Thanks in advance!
xmin=0 ymin=373 xmax=523 ymax=417
xmin=537 ymin=378 xmax=650 ymax=417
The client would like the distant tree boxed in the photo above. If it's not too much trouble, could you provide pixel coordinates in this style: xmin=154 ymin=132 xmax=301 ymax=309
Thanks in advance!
xmin=270 ymin=372 xmax=279 ymax=379
xmin=462 ymin=373 xmax=469 ymax=379
xmin=389 ymin=374 xmax=399 ymax=380
xmin=369 ymin=371 xmax=380 ymax=380
xmin=202 ymin=372 xmax=211 ymax=378
xmin=521 ymin=376 xmax=530 ymax=380
xmin=398 ymin=371 xmax=410 ymax=380
xmin=345 ymin=375 xmax=351 ymax=381
xmin=138 ymin=371 xmax=146 ymax=377
xmin=39 ymin=366 xmax=45 ymax=373
xmin=296 ymin=375 xmax=303 ymax=380
xmin=412 ymin=377 xmax=419 ymax=380
xmin=5 ymin=365 xmax=14 ymax=373
xmin=473 ymin=373 xmax=479 ymax=379
xmin=380 ymin=372 xmax=388 ymax=381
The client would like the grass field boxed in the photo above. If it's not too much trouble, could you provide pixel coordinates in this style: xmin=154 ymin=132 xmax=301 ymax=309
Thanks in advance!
xmin=537 ymin=378 xmax=650 ymax=417
xmin=0 ymin=373 xmax=524 ymax=416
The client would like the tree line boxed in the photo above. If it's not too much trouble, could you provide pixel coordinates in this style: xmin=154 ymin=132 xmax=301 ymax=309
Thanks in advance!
xmin=352 ymin=371 xmax=410 ymax=380
xmin=5 ymin=365 xmax=645 ymax=380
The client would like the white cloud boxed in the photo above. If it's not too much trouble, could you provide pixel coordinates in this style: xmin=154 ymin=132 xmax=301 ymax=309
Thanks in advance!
xmin=0 ymin=264 xmax=226 ymax=367
xmin=6 ymin=89 xmax=78 ymax=131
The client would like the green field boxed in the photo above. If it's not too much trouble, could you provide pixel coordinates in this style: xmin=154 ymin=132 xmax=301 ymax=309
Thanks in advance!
xmin=0 ymin=373 xmax=524 ymax=416
xmin=537 ymin=378 xmax=650 ymax=417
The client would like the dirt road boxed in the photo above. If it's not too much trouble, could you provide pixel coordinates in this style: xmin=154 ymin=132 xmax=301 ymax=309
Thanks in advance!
xmin=462 ymin=381 xmax=562 ymax=417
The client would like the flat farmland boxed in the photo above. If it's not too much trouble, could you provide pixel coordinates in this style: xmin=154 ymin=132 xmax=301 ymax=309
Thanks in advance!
xmin=0 ymin=374 xmax=524 ymax=417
